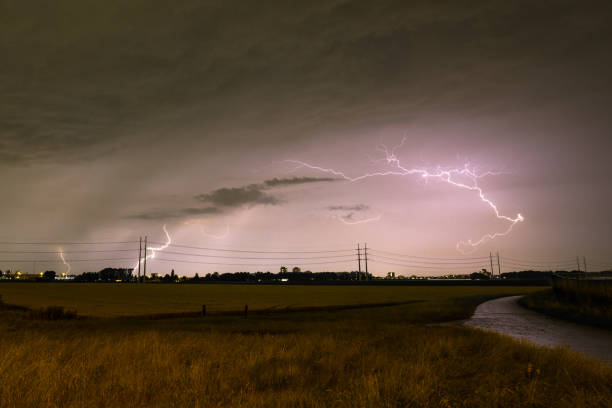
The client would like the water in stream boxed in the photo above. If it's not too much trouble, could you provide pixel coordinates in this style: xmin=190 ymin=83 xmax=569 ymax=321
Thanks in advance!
xmin=464 ymin=295 xmax=612 ymax=362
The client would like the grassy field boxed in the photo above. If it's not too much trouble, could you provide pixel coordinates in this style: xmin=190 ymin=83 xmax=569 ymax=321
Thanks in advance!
xmin=521 ymin=279 xmax=612 ymax=329
xmin=1 ymin=284 xmax=611 ymax=407
xmin=0 ymin=283 xmax=543 ymax=317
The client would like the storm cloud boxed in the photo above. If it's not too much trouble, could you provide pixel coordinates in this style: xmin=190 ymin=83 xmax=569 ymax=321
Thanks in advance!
xmin=328 ymin=204 xmax=370 ymax=211
xmin=196 ymin=185 xmax=280 ymax=208
xmin=263 ymin=177 xmax=338 ymax=187
xmin=1 ymin=1 xmax=612 ymax=274
xmin=125 ymin=207 xmax=220 ymax=221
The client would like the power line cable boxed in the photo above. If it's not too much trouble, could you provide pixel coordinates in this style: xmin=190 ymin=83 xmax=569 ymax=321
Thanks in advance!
xmin=0 ymin=249 xmax=138 ymax=254
xmin=0 ymin=258 xmax=136 ymax=263
xmin=149 ymin=242 xmax=355 ymax=254
xmin=368 ymin=249 xmax=489 ymax=261
xmin=154 ymin=258 xmax=354 ymax=267
xmin=0 ymin=241 xmax=138 ymax=245
xmin=368 ymin=258 xmax=486 ymax=270
xmin=158 ymin=250 xmax=356 ymax=260
xmin=369 ymin=252 xmax=490 ymax=265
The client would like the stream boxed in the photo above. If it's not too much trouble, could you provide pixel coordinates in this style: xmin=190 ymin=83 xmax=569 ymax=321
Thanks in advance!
xmin=464 ymin=295 xmax=612 ymax=362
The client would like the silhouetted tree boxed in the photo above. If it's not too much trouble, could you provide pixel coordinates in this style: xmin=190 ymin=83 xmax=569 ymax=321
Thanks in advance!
xmin=42 ymin=270 xmax=56 ymax=281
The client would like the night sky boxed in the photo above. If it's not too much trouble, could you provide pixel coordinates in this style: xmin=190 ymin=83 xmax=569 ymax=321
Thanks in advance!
xmin=2 ymin=1 xmax=612 ymax=275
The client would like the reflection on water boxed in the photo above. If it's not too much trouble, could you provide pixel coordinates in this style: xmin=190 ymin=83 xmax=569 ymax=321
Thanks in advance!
xmin=464 ymin=295 xmax=612 ymax=362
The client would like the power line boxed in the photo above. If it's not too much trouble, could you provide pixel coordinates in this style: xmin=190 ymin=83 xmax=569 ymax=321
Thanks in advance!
xmin=0 ymin=258 xmax=136 ymax=263
xmin=159 ymin=250 xmax=356 ymax=260
xmin=501 ymin=256 xmax=577 ymax=265
xmin=0 ymin=249 xmax=138 ymax=254
xmin=148 ymin=242 xmax=355 ymax=254
xmin=0 ymin=249 xmax=354 ymax=260
xmin=368 ymin=249 xmax=489 ymax=261
xmin=368 ymin=258 xmax=487 ymax=270
xmin=154 ymin=258 xmax=353 ymax=267
xmin=501 ymin=260 xmax=576 ymax=268
xmin=0 ymin=241 xmax=138 ymax=245
xmin=369 ymin=252 xmax=490 ymax=266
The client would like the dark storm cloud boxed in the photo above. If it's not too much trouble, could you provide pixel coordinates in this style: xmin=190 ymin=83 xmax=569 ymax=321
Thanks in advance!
xmin=328 ymin=204 xmax=370 ymax=211
xmin=124 ymin=206 xmax=219 ymax=220
xmin=195 ymin=177 xmax=338 ymax=208
xmin=195 ymin=184 xmax=280 ymax=208
xmin=263 ymin=177 xmax=338 ymax=187
xmin=126 ymin=177 xmax=338 ymax=221
xmin=3 ymin=0 xmax=611 ymax=166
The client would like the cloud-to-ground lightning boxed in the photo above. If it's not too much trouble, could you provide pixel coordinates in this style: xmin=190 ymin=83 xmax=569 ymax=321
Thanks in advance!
xmin=287 ymin=138 xmax=523 ymax=252
xmin=133 ymin=224 xmax=172 ymax=273
xmin=58 ymin=248 xmax=71 ymax=275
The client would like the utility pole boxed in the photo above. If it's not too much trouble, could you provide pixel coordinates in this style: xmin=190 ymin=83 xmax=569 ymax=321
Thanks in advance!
xmin=364 ymin=243 xmax=368 ymax=280
xmin=496 ymin=252 xmax=501 ymax=276
xmin=143 ymin=236 xmax=148 ymax=278
xmin=490 ymin=252 xmax=494 ymax=277
xmin=583 ymin=256 xmax=587 ymax=274
xmin=357 ymin=243 xmax=361 ymax=280
xmin=138 ymin=236 xmax=142 ymax=282
xmin=576 ymin=256 xmax=581 ymax=272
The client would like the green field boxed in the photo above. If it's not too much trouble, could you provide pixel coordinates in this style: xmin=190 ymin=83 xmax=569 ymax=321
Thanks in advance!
xmin=0 ymin=283 xmax=542 ymax=317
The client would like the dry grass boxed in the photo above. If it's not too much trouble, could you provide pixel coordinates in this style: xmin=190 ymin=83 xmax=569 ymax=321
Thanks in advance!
xmin=1 ymin=285 xmax=611 ymax=407
xmin=552 ymin=279 xmax=612 ymax=307
xmin=1 ymin=317 xmax=610 ymax=407
xmin=521 ymin=279 xmax=612 ymax=329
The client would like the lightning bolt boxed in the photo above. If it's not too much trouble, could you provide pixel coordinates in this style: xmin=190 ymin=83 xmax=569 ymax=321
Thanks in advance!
xmin=58 ymin=248 xmax=71 ymax=275
xmin=287 ymin=138 xmax=523 ymax=252
xmin=133 ymin=224 xmax=172 ymax=273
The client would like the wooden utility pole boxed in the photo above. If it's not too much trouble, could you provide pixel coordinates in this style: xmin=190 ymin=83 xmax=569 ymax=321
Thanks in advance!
xmin=496 ymin=252 xmax=501 ymax=275
xmin=490 ymin=252 xmax=494 ymax=277
xmin=143 ymin=236 xmax=148 ymax=278
xmin=357 ymin=243 xmax=361 ymax=280
xmin=576 ymin=256 xmax=581 ymax=272
xmin=583 ymin=256 xmax=587 ymax=273
xmin=138 ymin=236 xmax=142 ymax=281
xmin=364 ymin=243 xmax=368 ymax=280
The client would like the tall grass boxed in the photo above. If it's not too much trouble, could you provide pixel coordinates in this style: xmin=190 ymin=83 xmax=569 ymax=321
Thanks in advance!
xmin=1 ymin=314 xmax=610 ymax=407
xmin=1 ymin=287 xmax=610 ymax=407
xmin=552 ymin=278 xmax=612 ymax=308
xmin=521 ymin=279 xmax=612 ymax=329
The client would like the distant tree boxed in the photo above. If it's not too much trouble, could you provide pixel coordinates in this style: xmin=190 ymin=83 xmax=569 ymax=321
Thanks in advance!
xmin=280 ymin=266 xmax=288 ymax=274
xmin=470 ymin=272 xmax=490 ymax=280
xmin=42 ymin=270 xmax=56 ymax=281
xmin=74 ymin=272 xmax=98 ymax=282
xmin=292 ymin=266 xmax=301 ymax=273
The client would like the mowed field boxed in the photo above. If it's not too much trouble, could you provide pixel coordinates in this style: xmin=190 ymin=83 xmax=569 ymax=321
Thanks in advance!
xmin=0 ymin=283 xmax=542 ymax=317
